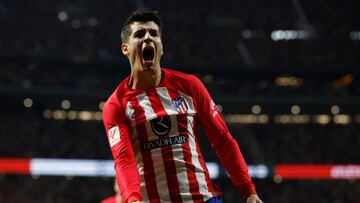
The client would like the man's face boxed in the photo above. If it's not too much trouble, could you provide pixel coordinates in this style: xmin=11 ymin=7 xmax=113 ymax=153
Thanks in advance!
xmin=122 ymin=21 xmax=163 ymax=72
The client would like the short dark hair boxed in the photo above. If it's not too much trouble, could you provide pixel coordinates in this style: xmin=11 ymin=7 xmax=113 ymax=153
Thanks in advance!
xmin=121 ymin=10 xmax=162 ymax=43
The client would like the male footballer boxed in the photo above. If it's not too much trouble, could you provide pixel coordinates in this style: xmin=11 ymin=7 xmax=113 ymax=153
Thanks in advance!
xmin=103 ymin=10 xmax=263 ymax=203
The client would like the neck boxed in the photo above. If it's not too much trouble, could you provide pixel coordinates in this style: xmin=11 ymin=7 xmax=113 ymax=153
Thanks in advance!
xmin=129 ymin=67 xmax=162 ymax=90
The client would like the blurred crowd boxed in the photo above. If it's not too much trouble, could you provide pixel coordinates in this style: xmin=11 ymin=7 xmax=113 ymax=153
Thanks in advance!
xmin=0 ymin=114 xmax=110 ymax=159
xmin=1 ymin=110 xmax=359 ymax=164
xmin=0 ymin=59 xmax=359 ymax=99
xmin=244 ymin=124 xmax=360 ymax=164
xmin=0 ymin=0 xmax=359 ymax=68
xmin=1 ymin=0 xmax=360 ymax=202
xmin=1 ymin=175 xmax=359 ymax=203
xmin=0 ymin=175 xmax=115 ymax=203
xmin=226 ymin=179 xmax=360 ymax=203
xmin=1 ymin=110 xmax=360 ymax=202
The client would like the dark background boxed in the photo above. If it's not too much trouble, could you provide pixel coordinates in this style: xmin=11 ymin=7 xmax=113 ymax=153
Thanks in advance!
xmin=1 ymin=0 xmax=360 ymax=202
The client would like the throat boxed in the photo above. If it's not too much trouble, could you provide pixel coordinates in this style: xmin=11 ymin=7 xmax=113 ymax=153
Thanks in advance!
xmin=130 ymin=69 xmax=162 ymax=90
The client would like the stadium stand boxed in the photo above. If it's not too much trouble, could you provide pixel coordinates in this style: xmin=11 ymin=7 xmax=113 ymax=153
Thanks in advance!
xmin=0 ymin=0 xmax=359 ymax=202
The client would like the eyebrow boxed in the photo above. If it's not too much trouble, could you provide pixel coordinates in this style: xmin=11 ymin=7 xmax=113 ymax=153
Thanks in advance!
xmin=134 ymin=27 xmax=159 ymax=33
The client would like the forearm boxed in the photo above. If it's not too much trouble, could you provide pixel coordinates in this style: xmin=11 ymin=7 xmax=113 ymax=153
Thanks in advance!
xmin=113 ymin=141 xmax=142 ymax=203
xmin=192 ymin=76 xmax=256 ymax=196
xmin=115 ymin=159 xmax=142 ymax=203
xmin=213 ymin=133 xmax=256 ymax=196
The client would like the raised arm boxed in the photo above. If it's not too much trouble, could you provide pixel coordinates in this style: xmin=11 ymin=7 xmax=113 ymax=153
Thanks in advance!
xmin=191 ymin=76 xmax=257 ymax=197
xmin=103 ymin=98 xmax=142 ymax=203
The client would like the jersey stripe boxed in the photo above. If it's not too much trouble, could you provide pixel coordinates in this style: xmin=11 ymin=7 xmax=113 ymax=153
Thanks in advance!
xmin=166 ymin=88 xmax=205 ymax=202
xmin=156 ymin=88 xmax=196 ymax=202
xmin=133 ymin=96 xmax=161 ymax=202
xmin=187 ymin=116 xmax=214 ymax=201
xmin=168 ymin=114 xmax=192 ymax=203
xmin=178 ymin=91 xmax=215 ymax=199
xmin=138 ymin=123 xmax=162 ymax=202
xmin=147 ymin=90 xmax=182 ymax=202
xmin=126 ymin=101 xmax=152 ymax=201
xmin=176 ymin=115 xmax=203 ymax=203
xmin=137 ymin=92 xmax=157 ymax=120
xmin=144 ymin=93 xmax=172 ymax=202
xmin=123 ymin=86 xmax=217 ymax=202
xmin=156 ymin=87 xmax=179 ymax=115
xmin=132 ymin=123 xmax=149 ymax=202
xmin=107 ymin=70 xmax=252 ymax=203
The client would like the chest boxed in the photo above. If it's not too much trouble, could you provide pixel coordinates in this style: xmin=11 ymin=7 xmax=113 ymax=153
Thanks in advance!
xmin=124 ymin=87 xmax=196 ymax=122
xmin=123 ymin=87 xmax=197 ymax=141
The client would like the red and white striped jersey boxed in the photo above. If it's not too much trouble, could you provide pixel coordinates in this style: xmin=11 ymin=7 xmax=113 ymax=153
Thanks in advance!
xmin=103 ymin=68 xmax=256 ymax=203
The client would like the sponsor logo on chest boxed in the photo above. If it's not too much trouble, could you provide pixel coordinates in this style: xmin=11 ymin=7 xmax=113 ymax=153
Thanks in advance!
xmin=142 ymin=135 xmax=187 ymax=151
xmin=150 ymin=116 xmax=172 ymax=137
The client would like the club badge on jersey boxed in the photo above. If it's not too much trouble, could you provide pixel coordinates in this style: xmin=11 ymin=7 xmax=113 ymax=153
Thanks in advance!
xmin=171 ymin=96 xmax=189 ymax=114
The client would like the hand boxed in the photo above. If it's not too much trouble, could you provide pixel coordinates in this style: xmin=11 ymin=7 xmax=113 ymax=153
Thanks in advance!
xmin=247 ymin=194 xmax=263 ymax=203
xmin=131 ymin=201 xmax=143 ymax=203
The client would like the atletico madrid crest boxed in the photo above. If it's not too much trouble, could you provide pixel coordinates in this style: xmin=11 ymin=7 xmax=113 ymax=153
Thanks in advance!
xmin=171 ymin=96 xmax=188 ymax=113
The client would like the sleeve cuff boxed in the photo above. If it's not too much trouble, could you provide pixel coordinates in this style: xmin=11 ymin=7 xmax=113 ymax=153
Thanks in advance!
xmin=237 ymin=182 xmax=256 ymax=197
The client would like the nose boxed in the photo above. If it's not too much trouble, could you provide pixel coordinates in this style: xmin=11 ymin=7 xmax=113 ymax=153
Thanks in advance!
xmin=144 ymin=31 xmax=152 ymax=43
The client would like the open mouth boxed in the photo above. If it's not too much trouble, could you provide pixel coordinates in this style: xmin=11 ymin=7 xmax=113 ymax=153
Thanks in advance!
xmin=142 ymin=47 xmax=155 ymax=61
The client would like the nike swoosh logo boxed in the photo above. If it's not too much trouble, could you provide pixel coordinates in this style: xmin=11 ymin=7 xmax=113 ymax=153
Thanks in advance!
xmin=131 ymin=114 xmax=142 ymax=120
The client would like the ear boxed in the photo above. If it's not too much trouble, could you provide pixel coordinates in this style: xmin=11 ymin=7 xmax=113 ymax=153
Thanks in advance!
xmin=121 ymin=42 xmax=129 ymax=56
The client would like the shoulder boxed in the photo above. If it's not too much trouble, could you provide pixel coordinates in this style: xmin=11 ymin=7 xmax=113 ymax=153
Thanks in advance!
xmin=103 ymin=77 xmax=130 ymax=124
xmin=162 ymin=68 xmax=202 ymax=87
xmin=104 ymin=75 xmax=131 ymax=109
xmin=163 ymin=68 xmax=198 ymax=80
